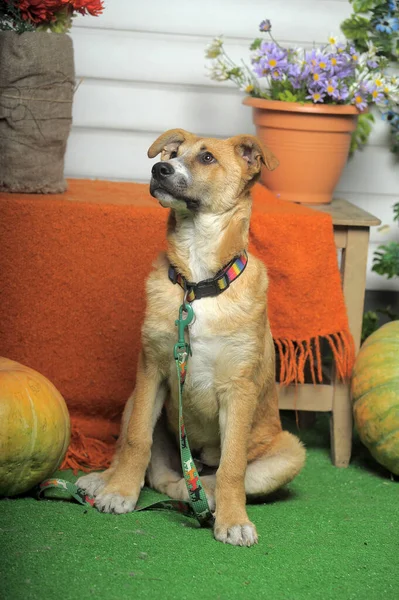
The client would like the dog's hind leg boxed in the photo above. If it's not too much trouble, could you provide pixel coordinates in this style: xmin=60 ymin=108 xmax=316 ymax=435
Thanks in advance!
xmin=146 ymin=429 xmax=304 ymax=510
xmin=147 ymin=417 xmax=216 ymax=510
xmin=146 ymin=414 xmax=187 ymax=499
xmin=245 ymin=431 xmax=306 ymax=497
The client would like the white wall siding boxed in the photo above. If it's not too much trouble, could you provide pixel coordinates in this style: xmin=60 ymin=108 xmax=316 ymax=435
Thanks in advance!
xmin=66 ymin=0 xmax=399 ymax=291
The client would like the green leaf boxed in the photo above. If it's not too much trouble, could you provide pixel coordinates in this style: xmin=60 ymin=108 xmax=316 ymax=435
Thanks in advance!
xmin=277 ymin=90 xmax=298 ymax=103
xmin=361 ymin=311 xmax=379 ymax=343
xmin=341 ymin=15 xmax=370 ymax=48
xmin=372 ymin=242 xmax=399 ymax=278
xmin=250 ymin=38 xmax=262 ymax=51
xmin=228 ymin=67 xmax=243 ymax=78
xmin=377 ymin=306 xmax=399 ymax=321
xmin=352 ymin=0 xmax=385 ymax=13
xmin=350 ymin=113 xmax=375 ymax=154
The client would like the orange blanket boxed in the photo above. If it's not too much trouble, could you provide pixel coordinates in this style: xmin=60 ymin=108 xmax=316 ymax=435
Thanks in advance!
xmin=0 ymin=180 xmax=354 ymax=471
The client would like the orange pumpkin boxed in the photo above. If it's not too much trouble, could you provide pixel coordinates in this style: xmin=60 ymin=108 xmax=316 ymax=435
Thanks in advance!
xmin=0 ymin=357 xmax=70 ymax=496
xmin=352 ymin=321 xmax=399 ymax=475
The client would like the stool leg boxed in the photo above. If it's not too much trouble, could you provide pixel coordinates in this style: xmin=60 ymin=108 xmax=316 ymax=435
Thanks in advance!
xmin=330 ymin=381 xmax=352 ymax=467
xmin=331 ymin=227 xmax=369 ymax=467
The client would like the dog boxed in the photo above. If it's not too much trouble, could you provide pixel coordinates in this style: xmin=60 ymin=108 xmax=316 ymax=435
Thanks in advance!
xmin=77 ymin=129 xmax=306 ymax=546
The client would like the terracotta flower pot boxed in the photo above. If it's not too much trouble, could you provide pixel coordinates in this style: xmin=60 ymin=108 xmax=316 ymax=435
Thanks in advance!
xmin=243 ymin=97 xmax=360 ymax=204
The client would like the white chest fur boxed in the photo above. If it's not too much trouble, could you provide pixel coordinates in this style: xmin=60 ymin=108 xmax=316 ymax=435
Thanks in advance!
xmin=177 ymin=215 xmax=224 ymax=281
xmin=186 ymin=300 xmax=223 ymax=393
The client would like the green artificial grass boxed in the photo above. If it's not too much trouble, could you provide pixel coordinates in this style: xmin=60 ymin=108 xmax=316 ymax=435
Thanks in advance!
xmin=1 ymin=414 xmax=398 ymax=600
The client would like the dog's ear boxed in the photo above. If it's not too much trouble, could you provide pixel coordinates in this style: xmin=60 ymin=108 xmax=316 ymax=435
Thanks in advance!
xmin=232 ymin=135 xmax=279 ymax=173
xmin=147 ymin=129 xmax=196 ymax=160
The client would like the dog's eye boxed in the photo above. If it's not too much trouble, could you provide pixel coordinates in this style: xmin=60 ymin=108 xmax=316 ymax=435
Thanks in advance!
xmin=170 ymin=151 xmax=178 ymax=159
xmin=201 ymin=152 xmax=215 ymax=164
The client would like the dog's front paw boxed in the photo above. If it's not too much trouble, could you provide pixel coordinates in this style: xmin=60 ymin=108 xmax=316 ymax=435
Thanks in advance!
xmin=95 ymin=491 xmax=137 ymax=514
xmin=76 ymin=472 xmax=106 ymax=498
xmin=214 ymin=521 xmax=258 ymax=547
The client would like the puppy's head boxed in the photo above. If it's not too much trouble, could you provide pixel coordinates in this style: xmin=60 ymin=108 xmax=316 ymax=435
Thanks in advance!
xmin=148 ymin=129 xmax=278 ymax=213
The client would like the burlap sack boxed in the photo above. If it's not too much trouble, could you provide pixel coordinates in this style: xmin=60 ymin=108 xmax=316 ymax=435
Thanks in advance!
xmin=0 ymin=32 xmax=75 ymax=193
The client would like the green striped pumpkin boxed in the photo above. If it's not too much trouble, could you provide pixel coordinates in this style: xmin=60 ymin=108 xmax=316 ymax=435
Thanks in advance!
xmin=351 ymin=321 xmax=399 ymax=475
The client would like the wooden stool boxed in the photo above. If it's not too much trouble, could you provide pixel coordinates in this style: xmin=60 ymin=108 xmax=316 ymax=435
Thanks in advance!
xmin=278 ymin=198 xmax=381 ymax=467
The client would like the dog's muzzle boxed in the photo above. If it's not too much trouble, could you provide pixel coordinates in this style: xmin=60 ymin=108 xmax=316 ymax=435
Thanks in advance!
xmin=151 ymin=162 xmax=175 ymax=181
xmin=150 ymin=160 xmax=198 ymax=211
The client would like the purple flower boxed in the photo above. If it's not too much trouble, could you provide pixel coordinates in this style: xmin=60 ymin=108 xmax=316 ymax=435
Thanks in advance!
xmin=252 ymin=61 xmax=264 ymax=78
xmin=335 ymin=42 xmax=347 ymax=54
xmin=337 ymin=85 xmax=349 ymax=101
xmin=306 ymin=90 xmax=325 ymax=103
xmin=323 ymin=78 xmax=341 ymax=100
xmin=361 ymin=80 xmax=377 ymax=95
xmin=287 ymin=63 xmax=305 ymax=88
xmin=349 ymin=45 xmax=360 ymax=59
xmin=305 ymin=48 xmax=321 ymax=69
xmin=326 ymin=53 xmax=341 ymax=74
xmin=316 ymin=57 xmax=329 ymax=71
xmin=259 ymin=19 xmax=272 ymax=32
xmin=288 ymin=63 xmax=301 ymax=78
xmin=270 ymin=69 xmax=284 ymax=81
xmin=311 ymin=70 xmax=327 ymax=85
xmin=369 ymin=85 xmax=385 ymax=104
xmin=334 ymin=54 xmax=355 ymax=79
xmin=352 ymin=93 xmax=367 ymax=111
xmin=253 ymin=42 xmax=288 ymax=76
xmin=260 ymin=40 xmax=282 ymax=55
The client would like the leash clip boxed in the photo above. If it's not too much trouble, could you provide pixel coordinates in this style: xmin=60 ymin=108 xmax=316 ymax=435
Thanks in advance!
xmin=177 ymin=349 xmax=188 ymax=364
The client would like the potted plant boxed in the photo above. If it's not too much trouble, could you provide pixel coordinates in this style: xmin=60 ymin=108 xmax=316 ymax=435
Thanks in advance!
xmin=0 ymin=1 xmax=104 ymax=194
xmin=205 ymin=20 xmax=399 ymax=204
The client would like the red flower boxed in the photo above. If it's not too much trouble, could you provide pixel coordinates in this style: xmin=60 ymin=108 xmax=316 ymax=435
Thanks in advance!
xmin=15 ymin=0 xmax=65 ymax=23
xmin=13 ymin=0 xmax=104 ymax=24
xmin=69 ymin=0 xmax=104 ymax=17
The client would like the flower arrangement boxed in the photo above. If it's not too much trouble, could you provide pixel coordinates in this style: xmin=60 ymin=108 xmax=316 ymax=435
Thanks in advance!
xmin=206 ymin=22 xmax=398 ymax=108
xmin=341 ymin=0 xmax=398 ymax=62
xmin=341 ymin=1 xmax=399 ymax=154
xmin=0 ymin=0 xmax=104 ymax=33
xmin=205 ymin=19 xmax=399 ymax=153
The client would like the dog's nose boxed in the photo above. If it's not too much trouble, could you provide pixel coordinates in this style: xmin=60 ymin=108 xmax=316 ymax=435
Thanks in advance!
xmin=151 ymin=162 xmax=175 ymax=180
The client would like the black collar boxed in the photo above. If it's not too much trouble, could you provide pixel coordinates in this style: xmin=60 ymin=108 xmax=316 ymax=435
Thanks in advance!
xmin=168 ymin=251 xmax=248 ymax=301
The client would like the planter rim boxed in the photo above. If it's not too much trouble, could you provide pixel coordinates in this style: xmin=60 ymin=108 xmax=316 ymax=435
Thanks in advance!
xmin=243 ymin=96 xmax=362 ymax=115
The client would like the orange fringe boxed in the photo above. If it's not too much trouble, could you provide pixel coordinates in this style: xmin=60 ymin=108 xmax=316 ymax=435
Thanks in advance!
xmin=60 ymin=330 xmax=355 ymax=473
xmin=276 ymin=330 xmax=355 ymax=386
xmin=61 ymin=423 xmax=114 ymax=475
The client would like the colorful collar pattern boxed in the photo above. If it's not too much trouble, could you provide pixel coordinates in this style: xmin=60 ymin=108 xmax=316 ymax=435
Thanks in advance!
xmin=168 ymin=250 xmax=248 ymax=302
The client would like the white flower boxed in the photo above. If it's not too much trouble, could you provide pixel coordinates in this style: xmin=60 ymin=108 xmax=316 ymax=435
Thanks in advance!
xmin=205 ymin=37 xmax=224 ymax=59
xmin=385 ymin=85 xmax=399 ymax=103
xmin=365 ymin=40 xmax=378 ymax=58
xmin=358 ymin=51 xmax=370 ymax=67
xmin=208 ymin=63 xmax=229 ymax=81
xmin=327 ymin=33 xmax=342 ymax=50
xmin=373 ymin=74 xmax=385 ymax=88
xmin=240 ymin=83 xmax=255 ymax=93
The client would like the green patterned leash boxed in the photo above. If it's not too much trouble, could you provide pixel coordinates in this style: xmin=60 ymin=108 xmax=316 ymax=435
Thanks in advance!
xmin=37 ymin=477 xmax=199 ymax=518
xmin=38 ymin=298 xmax=214 ymax=527
xmin=173 ymin=299 xmax=214 ymax=525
